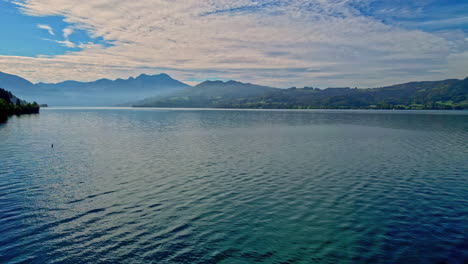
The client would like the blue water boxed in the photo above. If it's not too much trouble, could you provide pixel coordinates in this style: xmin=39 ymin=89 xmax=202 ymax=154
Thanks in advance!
xmin=1 ymin=108 xmax=467 ymax=263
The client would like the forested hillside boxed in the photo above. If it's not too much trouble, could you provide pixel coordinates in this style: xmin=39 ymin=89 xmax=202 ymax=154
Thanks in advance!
xmin=0 ymin=88 xmax=39 ymax=122
xmin=135 ymin=77 xmax=468 ymax=110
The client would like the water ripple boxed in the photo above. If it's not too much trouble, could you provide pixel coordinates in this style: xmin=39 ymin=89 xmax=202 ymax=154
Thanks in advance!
xmin=0 ymin=109 xmax=467 ymax=263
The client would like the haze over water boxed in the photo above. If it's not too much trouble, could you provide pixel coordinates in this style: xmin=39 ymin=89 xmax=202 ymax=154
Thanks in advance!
xmin=1 ymin=108 xmax=467 ymax=263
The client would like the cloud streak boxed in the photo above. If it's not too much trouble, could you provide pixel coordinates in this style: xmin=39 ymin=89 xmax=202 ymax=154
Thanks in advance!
xmin=37 ymin=24 xmax=54 ymax=35
xmin=4 ymin=0 xmax=468 ymax=88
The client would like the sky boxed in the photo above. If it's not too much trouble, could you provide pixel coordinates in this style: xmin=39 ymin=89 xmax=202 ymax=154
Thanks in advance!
xmin=0 ymin=0 xmax=467 ymax=88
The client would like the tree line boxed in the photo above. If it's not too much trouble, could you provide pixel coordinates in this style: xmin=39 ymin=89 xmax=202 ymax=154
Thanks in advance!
xmin=0 ymin=88 xmax=39 ymax=122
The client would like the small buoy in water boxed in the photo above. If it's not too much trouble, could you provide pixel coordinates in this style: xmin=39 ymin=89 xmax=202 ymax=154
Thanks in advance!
xmin=51 ymin=144 xmax=54 ymax=148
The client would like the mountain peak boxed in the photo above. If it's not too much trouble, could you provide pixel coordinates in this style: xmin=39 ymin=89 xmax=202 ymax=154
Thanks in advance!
xmin=196 ymin=80 xmax=239 ymax=87
xmin=135 ymin=73 xmax=173 ymax=80
xmin=196 ymin=80 xmax=264 ymax=88
xmin=136 ymin=73 xmax=149 ymax=78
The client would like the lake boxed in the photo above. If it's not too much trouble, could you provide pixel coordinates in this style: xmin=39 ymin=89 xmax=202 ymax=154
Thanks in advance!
xmin=1 ymin=108 xmax=467 ymax=263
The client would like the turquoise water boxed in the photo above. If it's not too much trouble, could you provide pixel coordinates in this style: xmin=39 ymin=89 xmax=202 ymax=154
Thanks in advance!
xmin=1 ymin=108 xmax=467 ymax=263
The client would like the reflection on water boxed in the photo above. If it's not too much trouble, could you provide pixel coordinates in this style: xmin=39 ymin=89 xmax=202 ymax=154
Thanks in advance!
xmin=1 ymin=108 xmax=467 ymax=263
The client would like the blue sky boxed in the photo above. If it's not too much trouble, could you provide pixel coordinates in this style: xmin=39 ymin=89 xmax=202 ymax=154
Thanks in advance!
xmin=0 ymin=1 xmax=109 ymax=56
xmin=0 ymin=0 xmax=467 ymax=87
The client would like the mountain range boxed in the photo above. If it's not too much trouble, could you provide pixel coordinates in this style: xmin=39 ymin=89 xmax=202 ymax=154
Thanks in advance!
xmin=0 ymin=72 xmax=189 ymax=106
xmin=131 ymin=80 xmax=277 ymax=107
xmin=133 ymin=78 xmax=468 ymax=110
xmin=0 ymin=71 xmax=467 ymax=109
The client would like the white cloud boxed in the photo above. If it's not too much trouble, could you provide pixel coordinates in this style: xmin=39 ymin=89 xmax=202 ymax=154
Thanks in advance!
xmin=37 ymin=24 xmax=54 ymax=35
xmin=57 ymin=27 xmax=76 ymax=47
xmin=5 ymin=0 xmax=468 ymax=87
xmin=56 ymin=40 xmax=75 ymax=48
xmin=63 ymin=27 xmax=73 ymax=38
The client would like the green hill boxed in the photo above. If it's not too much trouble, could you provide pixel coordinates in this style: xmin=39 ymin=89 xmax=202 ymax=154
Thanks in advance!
xmin=134 ymin=80 xmax=276 ymax=108
xmin=135 ymin=77 xmax=468 ymax=110
xmin=0 ymin=88 xmax=40 ymax=122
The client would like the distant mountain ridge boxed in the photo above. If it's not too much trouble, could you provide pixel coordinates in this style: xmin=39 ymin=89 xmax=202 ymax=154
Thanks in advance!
xmin=0 ymin=72 xmax=190 ymax=106
xmin=1 ymin=71 xmax=467 ymax=109
xmin=134 ymin=77 xmax=468 ymax=110
xmin=133 ymin=80 xmax=276 ymax=107
xmin=0 ymin=72 xmax=35 ymax=90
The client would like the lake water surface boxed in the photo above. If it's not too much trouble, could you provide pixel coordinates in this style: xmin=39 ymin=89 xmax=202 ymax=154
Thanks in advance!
xmin=1 ymin=108 xmax=467 ymax=263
